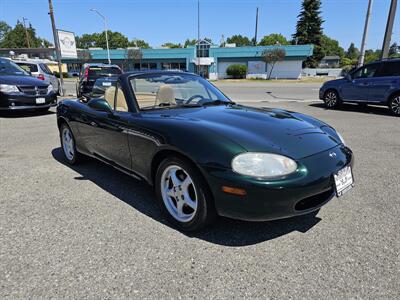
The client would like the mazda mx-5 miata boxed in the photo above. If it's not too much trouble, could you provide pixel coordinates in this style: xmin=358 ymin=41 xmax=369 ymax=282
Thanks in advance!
xmin=57 ymin=71 xmax=354 ymax=231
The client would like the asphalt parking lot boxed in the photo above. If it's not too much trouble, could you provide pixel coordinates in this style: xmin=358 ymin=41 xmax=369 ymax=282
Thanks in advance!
xmin=1 ymin=82 xmax=399 ymax=298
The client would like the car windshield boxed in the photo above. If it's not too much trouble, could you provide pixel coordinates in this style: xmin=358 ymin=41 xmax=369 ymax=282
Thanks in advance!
xmin=130 ymin=73 xmax=231 ymax=110
xmin=0 ymin=59 xmax=29 ymax=76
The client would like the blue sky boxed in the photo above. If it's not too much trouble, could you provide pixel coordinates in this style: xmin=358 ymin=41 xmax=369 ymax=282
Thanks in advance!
xmin=0 ymin=0 xmax=398 ymax=50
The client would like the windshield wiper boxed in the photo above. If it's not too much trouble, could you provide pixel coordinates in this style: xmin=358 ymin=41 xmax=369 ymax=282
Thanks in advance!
xmin=201 ymin=100 xmax=235 ymax=106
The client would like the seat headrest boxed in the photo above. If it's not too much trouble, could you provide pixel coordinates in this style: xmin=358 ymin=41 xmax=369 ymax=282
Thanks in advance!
xmin=104 ymin=86 xmax=116 ymax=108
xmin=156 ymin=85 xmax=175 ymax=105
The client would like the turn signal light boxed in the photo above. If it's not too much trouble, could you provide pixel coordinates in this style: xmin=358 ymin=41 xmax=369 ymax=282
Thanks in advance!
xmin=222 ymin=186 xmax=247 ymax=196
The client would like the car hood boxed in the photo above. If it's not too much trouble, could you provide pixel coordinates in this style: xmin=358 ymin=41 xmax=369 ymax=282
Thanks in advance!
xmin=0 ymin=75 xmax=48 ymax=86
xmin=323 ymin=78 xmax=346 ymax=86
xmin=153 ymin=105 xmax=341 ymax=160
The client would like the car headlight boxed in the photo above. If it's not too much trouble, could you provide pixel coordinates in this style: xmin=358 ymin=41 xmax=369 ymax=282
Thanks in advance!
xmin=232 ymin=153 xmax=298 ymax=178
xmin=47 ymin=84 xmax=53 ymax=94
xmin=0 ymin=84 xmax=19 ymax=93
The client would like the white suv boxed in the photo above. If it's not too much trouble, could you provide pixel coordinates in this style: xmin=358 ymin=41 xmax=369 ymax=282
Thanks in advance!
xmin=13 ymin=60 xmax=60 ymax=95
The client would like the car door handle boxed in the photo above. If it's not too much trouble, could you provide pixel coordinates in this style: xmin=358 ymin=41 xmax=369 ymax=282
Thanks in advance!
xmin=90 ymin=121 xmax=98 ymax=127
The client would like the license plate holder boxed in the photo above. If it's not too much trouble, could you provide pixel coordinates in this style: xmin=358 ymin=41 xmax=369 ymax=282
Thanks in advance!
xmin=36 ymin=97 xmax=46 ymax=104
xmin=334 ymin=166 xmax=354 ymax=197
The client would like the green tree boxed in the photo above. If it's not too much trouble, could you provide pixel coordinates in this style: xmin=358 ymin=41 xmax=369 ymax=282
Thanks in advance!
xmin=0 ymin=21 xmax=11 ymax=42
xmin=76 ymin=33 xmax=99 ymax=49
xmin=161 ymin=42 xmax=182 ymax=48
xmin=96 ymin=30 xmax=129 ymax=49
xmin=184 ymin=39 xmax=197 ymax=48
xmin=129 ymin=39 xmax=150 ymax=49
xmin=320 ymin=34 xmax=345 ymax=58
xmin=346 ymin=43 xmax=359 ymax=60
xmin=226 ymin=35 xmax=252 ymax=47
xmin=292 ymin=0 xmax=324 ymax=67
xmin=0 ymin=21 xmax=45 ymax=48
xmin=262 ymin=48 xmax=286 ymax=79
xmin=389 ymin=42 xmax=399 ymax=57
xmin=364 ymin=49 xmax=381 ymax=63
xmin=258 ymin=34 xmax=289 ymax=46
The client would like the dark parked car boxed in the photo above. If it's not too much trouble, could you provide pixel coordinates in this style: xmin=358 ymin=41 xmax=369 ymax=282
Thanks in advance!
xmin=76 ymin=63 xmax=122 ymax=98
xmin=320 ymin=58 xmax=400 ymax=116
xmin=58 ymin=71 xmax=354 ymax=231
xmin=0 ymin=58 xmax=57 ymax=112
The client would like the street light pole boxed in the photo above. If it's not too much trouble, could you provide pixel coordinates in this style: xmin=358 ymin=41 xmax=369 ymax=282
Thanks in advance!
xmin=90 ymin=8 xmax=111 ymax=64
xmin=48 ymin=0 xmax=64 ymax=96
xmin=358 ymin=0 xmax=373 ymax=67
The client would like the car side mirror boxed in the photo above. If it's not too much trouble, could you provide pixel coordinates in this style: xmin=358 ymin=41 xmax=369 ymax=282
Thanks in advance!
xmin=87 ymin=98 xmax=113 ymax=113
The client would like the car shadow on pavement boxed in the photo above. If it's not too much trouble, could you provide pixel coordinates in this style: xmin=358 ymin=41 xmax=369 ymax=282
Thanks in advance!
xmin=310 ymin=102 xmax=396 ymax=117
xmin=0 ymin=110 xmax=55 ymax=118
xmin=52 ymin=147 xmax=321 ymax=247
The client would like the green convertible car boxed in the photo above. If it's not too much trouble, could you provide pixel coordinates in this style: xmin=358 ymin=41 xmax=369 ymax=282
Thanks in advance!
xmin=57 ymin=71 xmax=354 ymax=231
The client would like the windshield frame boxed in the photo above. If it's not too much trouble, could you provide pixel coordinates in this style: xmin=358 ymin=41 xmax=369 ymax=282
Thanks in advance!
xmin=127 ymin=72 xmax=232 ymax=112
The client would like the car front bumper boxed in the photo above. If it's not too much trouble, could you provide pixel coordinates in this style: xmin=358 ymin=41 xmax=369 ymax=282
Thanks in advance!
xmin=202 ymin=145 xmax=354 ymax=221
xmin=0 ymin=92 xmax=57 ymax=110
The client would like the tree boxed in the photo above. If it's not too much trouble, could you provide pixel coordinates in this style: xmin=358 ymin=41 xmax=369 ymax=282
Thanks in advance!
xmin=226 ymin=35 xmax=252 ymax=47
xmin=161 ymin=42 xmax=182 ymax=48
xmin=346 ymin=43 xmax=359 ymax=60
xmin=96 ymin=30 xmax=129 ymax=49
xmin=0 ymin=21 xmax=46 ymax=48
xmin=262 ymin=48 xmax=286 ymax=79
xmin=129 ymin=39 xmax=150 ymax=49
xmin=184 ymin=39 xmax=197 ymax=48
xmin=320 ymin=34 xmax=345 ymax=58
xmin=364 ymin=49 xmax=381 ymax=63
xmin=0 ymin=21 xmax=11 ymax=42
xmin=389 ymin=43 xmax=399 ymax=57
xmin=258 ymin=34 xmax=289 ymax=46
xmin=292 ymin=0 xmax=324 ymax=67
xmin=226 ymin=64 xmax=247 ymax=79
xmin=76 ymin=33 xmax=98 ymax=49
xmin=124 ymin=48 xmax=142 ymax=70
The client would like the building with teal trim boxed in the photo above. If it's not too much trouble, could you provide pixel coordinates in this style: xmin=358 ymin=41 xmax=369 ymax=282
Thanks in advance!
xmin=62 ymin=42 xmax=314 ymax=80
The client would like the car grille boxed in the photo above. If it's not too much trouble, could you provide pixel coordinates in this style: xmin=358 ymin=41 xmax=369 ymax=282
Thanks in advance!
xmin=18 ymin=85 xmax=48 ymax=96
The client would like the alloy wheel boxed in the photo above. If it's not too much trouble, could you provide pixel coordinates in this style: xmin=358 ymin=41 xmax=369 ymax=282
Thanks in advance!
xmin=161 ymin=165 xmax=198 ymax=223
xmin=391 ymin=96 xmax=400 ymax=115
xmin=325 ymin=91 xmax=337 ymax=108
xmin=62 ymin=127 xmax=75 ymax=161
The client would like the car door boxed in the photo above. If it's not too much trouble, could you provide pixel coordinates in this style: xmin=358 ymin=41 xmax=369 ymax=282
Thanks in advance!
xmin=340 ymin=63 xmax=379 ymax=102
xmin=369 ymin=61 xmax=400 ymax=103
xmin=40 ymin=63 xmax=59 ymax=92
xmin=88 ymin=82 xmax=132 ymax=169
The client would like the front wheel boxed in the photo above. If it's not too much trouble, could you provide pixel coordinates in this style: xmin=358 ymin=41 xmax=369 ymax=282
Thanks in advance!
xmin=155 ymin=156 xmax=216 ymax=231
xmin=323 ymin=90 xmax=341 ymax=109
xmin=60 ymin=123 xmax=82 ymax=164
xmin=389 ymin=94 xmax=400 ymax=116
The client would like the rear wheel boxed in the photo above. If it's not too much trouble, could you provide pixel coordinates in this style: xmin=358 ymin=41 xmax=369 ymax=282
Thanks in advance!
xmin=389 ymin=94 xmax=400 ymax=116
xmin=323 ymin=90 xmax=341 ymax=109
xmin=60 ymin=123 xmax=82 ymax=164
xmin=155 ymin=156 xmax=216 ymax=231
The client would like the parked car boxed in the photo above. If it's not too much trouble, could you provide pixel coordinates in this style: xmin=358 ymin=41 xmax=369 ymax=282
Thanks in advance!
xmin=320 ymin=58 xmax=400 ymax=116
xmin=0 ymin=58 xmax=57 ymax=111
xmin=76 ymin=63 xmax=122 ymax=98
xmin=13 ymin=59 xmax=60 ymax=95
xmin=57 ymin=71 xmax=354 ymax=231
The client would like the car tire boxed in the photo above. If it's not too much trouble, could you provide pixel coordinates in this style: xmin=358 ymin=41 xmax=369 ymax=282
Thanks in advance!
xmin=388 ymin=94 xmax=400 ymax=116
xmin=60 ymin=123 xmax=82 ymax=165
xmin=323 ymin=90 xmax=342 ymax=109
xmin=155 ymin=156 xmax=217 ymax=232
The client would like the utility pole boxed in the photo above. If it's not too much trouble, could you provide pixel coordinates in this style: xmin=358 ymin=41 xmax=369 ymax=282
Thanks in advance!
xmin=90 ymin=8 xmax=111 ymax=64
xmin=22 ymin=17 xmax=30 ymax=48
xmin=358 ymin=0 xmax=373 ymax=67
xmin=381 ymin=0 xmax=397 ymax=59
xmin=48 ymin=0 xmax=64 ymax=96
xmin=254 ymin=7 xmax=259 ymax=46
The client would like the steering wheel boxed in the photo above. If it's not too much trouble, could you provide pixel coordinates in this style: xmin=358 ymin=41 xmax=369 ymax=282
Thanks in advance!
xmin=186 ymin=94 xmax=205 ymax=104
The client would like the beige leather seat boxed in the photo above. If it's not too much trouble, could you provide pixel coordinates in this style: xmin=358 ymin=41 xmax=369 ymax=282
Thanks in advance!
xmin=103 ymin=86 xmax=128 ymax=111
xmin=104 ymin=86 xmax=116 ymax=108
xmin=156 ymin=85 xmax=175 ymax=106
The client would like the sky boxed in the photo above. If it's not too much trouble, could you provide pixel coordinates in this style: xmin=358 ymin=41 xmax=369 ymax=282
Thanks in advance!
xmin=0 ymin=0 xmax=399 ymax=50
